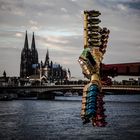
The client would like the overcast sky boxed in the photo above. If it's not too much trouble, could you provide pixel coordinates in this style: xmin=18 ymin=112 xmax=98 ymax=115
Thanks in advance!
xmin=0 ymin=0 xmax=140 ymax=78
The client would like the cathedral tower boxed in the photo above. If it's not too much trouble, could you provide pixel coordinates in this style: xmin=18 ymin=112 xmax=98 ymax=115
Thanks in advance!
xmin=20 ymin=31 xmax=32 ymax=78
xmin=31 ymin=32 xmax=38 ymax=64
xmin=44 ymin=49 xmax=49 ymax=67
xmin=31 ymin=32 xmax=39 ymax=74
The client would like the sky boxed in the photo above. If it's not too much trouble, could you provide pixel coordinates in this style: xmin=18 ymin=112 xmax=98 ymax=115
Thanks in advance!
xmin=0 ymin=0 xmax=140 ymax=79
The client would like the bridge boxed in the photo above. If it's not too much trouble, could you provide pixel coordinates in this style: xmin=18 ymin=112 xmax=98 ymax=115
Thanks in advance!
xmin=0 ymin=85 xmax=140 ymax=100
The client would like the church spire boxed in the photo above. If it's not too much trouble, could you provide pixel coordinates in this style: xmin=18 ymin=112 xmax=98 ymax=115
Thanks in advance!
xmin=68 ymin=68 xmax=71 ymax=79
xmin=31 ymin=32 xmax=36 ymax=50
xmin=20 ymin=31 xmax=32 ymax=78
xmin=24 ymin=30 xmax=29 ymax=49
xmin=44 ymin=49 xmax=49 ymax=67
xmin=30 ymin=32 xmax=38 ymax=66
xmin=47 ymin=49 xmax=49 ymax=59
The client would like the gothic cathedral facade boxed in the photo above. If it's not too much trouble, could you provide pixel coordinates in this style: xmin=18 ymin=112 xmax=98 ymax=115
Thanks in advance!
xmin=20 ymin=31 xmax=70 ymax=82
xmin=20 ymin=31 xmax=38 ymax=78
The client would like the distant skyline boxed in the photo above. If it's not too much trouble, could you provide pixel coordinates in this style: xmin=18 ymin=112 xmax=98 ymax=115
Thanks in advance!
xmin=0 ymin=0 xmax=140 ymax=78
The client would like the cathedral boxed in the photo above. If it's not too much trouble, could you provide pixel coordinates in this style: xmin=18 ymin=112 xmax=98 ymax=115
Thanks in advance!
xmin=20 ymin=31 xmax=70 ymax=83
xmin=20 ymin=31 xmax=38 ymax=78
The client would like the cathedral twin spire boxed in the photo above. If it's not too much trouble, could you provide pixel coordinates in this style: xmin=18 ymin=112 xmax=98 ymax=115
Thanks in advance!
xmin=23 ymin=31 xmax=38 ymax=63
xmin=20 ymin=31 xmax=70 ymax=79
xmin=24 ymin=31 xmax=36 ymax=51
xmin=23 ymin=30 xmax=49 ymax=67
xmin=20 ymin=31 xmax=39 ymax=78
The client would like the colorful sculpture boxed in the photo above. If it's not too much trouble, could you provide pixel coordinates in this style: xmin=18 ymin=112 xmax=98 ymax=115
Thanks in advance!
xmin=78 ymin=10 xmax=110 ymax=127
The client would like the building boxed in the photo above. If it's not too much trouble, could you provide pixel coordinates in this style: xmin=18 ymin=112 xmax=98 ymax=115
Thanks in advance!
xmin=20 ymin=31 xmax=39 ymax=78
xmin=41 ymin=49 xmax=68 ymax=83
xmin=20 ymin=31 xmax=70 ymax=84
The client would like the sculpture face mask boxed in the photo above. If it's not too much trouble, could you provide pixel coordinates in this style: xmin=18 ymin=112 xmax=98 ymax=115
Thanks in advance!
xmin=78 ymin=10 xmax=110 ymax=127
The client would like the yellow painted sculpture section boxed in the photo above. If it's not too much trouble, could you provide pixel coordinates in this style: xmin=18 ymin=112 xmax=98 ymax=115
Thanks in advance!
xmin=78 ymin=10 xmax=110 ymax=126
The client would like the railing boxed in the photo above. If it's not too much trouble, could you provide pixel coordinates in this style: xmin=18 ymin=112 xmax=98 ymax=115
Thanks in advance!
xmin=0 ymin=85 xmax=140 ymax=92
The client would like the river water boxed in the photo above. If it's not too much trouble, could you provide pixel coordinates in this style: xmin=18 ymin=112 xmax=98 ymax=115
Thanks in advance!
xmin=0 ymin=95 xmax=140 ymax=140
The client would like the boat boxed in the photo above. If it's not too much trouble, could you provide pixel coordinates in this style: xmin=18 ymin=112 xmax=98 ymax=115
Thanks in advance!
xmin=64 ymin=92 xmax=72 ymax=97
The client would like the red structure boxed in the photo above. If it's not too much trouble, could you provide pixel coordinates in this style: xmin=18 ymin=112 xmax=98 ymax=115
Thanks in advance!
xmin=102 ymin=62 xmax=140 ymax=77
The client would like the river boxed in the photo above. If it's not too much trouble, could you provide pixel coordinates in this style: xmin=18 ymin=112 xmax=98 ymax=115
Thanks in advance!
xmin=0 ymin=95 xmax=140 ymax=140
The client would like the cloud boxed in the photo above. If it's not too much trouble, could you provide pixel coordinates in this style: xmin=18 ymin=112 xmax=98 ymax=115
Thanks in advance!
xmin=117 ymin=4 xmax=128 ymax=11
xmin=0 ymin=0 xmax=25 ymax=16
xmin=61 ymin=7 xmax=68 ymax=13
xmin=30 ymin=26 xmax=39 ymax=31
xmin=29 ymin=20 xmax=38 ymax=26
xmin=47 ymin=36 xmax=69 ymax=44
xmin=15 ymin=32 xmax=23 ymax=37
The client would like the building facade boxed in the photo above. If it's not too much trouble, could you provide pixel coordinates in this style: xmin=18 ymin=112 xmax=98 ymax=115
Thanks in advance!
xmin=20 ymin=31 xmax=70 ymax=83
xmin=20 ymin=31 xmax=39 ymax=78
xmin=42 ymin=51 xmax=68 ymax=83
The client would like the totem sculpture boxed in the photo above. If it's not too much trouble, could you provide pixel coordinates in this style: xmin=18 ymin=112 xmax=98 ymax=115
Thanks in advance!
xmin=78 ymin=10 xmax=110 ymax=127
